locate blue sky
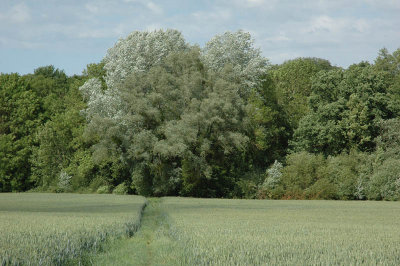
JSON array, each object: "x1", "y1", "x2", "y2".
[{"x1": 1, "y1": 0, "x2": 399, "y2": 75}]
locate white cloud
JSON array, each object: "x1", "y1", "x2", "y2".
[
  {"x1": 231, "y1": 0, "x2": 277, "y2": 9},
  {"x1": 298, "y1": 15, "x2": 371, "y2": 42},
  {"x1": 2, "y1": 3, "x2": 31, "y2": 24},
  {"x1": 193, "y1": 8, "x2": 232, "y2": 21},
  {"x1": 76, "y1": 28, "x2": 118, "y2": 39},
  {"x1": 85, "y1": 3, "x2": 100, "y2": 14},
  {"x1": 264, "y1": 33, "x2": 291, "y2": 42},
  {"x1": 353, "y1": 19, "x2": 369, "y2": 33},
  {"x1": 307, "y1": 15, "x2": 346, "y2": 34},
  {"x1": 122, "y1": 0, "x2": 163, "y2": 14},
  {"x1": 0, "y1": 0, "x2": 399, "y2": 74},
  {"x1": 146, "y1": 2, "x2": 163, "y2": 14},
  {"x1": 364, "y1": 0, "x2": 400, "y2": 9},
  {"x1": 246, "y1": 0, "x2": 265, "y2": 7}
]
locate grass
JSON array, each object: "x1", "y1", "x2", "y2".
[
  {"x1": 0, "y1": 193, "x2": 146, "y2": 265},
  {"x1": 91, "y1": 198, "x2": 183, "y2": 266}
]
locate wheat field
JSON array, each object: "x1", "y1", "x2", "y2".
[
  {"x1": 0, "y1": 193, "x2": 146, "y2": 265},
  {"x1": 163, "y1": 198, "x2": 400, "y2": 265},
  {"x1": 2, "y1": 194, "x2": 400, "y2": 265}
]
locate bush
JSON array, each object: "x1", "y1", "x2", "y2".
[
  {"x1": 367, "y1": 158, "x2": 400, "y2": 200},
  {"x1": 264, "y1": 160, "x2": 283, "y2": 189},
  {"x1": 258, "y1": 161, "x2": 284, "y2": 199},
  {"x1": 89, "y1": 177, "x2": 108, "y2": 192},
  {"x1": 304, "y1": 178, "x2": 337, "y2": 199},
  {"x1": 375, "y1": 118, "x2": 400, "y2": 159},
  {"x1": 325, "y1": 151, "x2": 372, "y2": 200},
  {"x1": 57, "y1": 171, "x2": 72, "y2": 193},
  {"x1": 96, "y1": 185, "x2": 110, "y2": 194},
  {"x1": 281, "y1": 152, "x2": 327, "y2": 199},
  {"x1": 112, "y1": 183, "x2": 128, "y2": 195}
]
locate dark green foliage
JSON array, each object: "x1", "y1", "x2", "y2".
[
  {"x1": 367, "y1": 158, "x2": 400, "y2": 200},
  {"x1": 281, "y1": 152, "x2": 329, "y2": 199},
  {"x1": 292, "y1": 62, "x2": 397, "y2": 156},
  {"x1": 247, "y1": 73, "x2": 291, "y2": 165},
  {"x1": 0, "y1": 73, "x2": 46, "y2": 191},
  {"x1": 365, "y1": 118, "x2": 400, "y2": 200},
  {"x1": 375, "y1": 118, "x2": 400, "y2": 158},
  {"x1": 325, "y1": 151, "x2": 372, "y2": 200},
  {"x1": 272, "y1": 57, "x2": 334, "y2": 129}
]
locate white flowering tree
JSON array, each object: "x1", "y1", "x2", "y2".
[
  {"x1": 80, "y1": 78, "x2": 123, "y2": 121},
  {"x1": 78, "y1": 29, "x2": 284, "y2": 197},
  {"x1": 80, "y1": 29, "x2": 189, "y2": 122},
  {"x1": 263, "y1": 160, "x2": 283, "y2": 190},
  {"x1": 202, "y1": 30, "x2": 269, "y2": 91},
  {"x1": 104, "y1": 29, "x2": 188, "y2": 90},
  {"x1": 78, "y1": 29, "x2": 190, "y2": 192}
]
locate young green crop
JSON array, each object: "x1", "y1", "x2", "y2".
[
  {"x1": 0, "y1": 193, "x2": 146, "y2": 265},
  {"x1": 4, "y1": 195, "x2": 400, "y2": 265},
  {"x1": 163, "y1": 198, "x2": 400, "y2": 265}
]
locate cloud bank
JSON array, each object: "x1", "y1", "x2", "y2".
[{"x1": 0, "y1": 0, "x2": 399, "y2": 74}]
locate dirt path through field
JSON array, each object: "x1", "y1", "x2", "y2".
[{"x1": 91, "y1": 198, "x2": 181, "y2": 265}]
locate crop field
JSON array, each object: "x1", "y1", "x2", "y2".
[
  {"x1": 0, "y1": 193, "x2": 146, "y2": 265},
  {"x1": 163, "y1": 198, "x2": 400, "y2": 265},
  {"x1": 2, "y1": 194, "x2": 400, "y2": 265}
]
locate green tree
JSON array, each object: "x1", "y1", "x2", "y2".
[
  {"x1": 0, "y1": 73, "x2": 44, "y2": 191},
  {"x1": 292, "y1": 63, "x2": 396, "y2": 155},
  {"x1": 80, "y1": 29, "x2": 282, "y2": 197},
  {"x1": 272, "y1": 57, "x2": 333, "y2": 128},
  {"x1": 246, "y1": 73, "x2": 290, "y2": 164},
  {"x1": 82, "y1": 47, "x2": 206, "y2": 196}
]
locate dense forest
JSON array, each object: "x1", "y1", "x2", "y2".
[{"x1": 1, "y1": 29, "x2": 400, "y2": 200}]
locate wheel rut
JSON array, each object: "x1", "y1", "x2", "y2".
[{"x1": 91, "y1": 198, "x2": 179, "y2": 266}]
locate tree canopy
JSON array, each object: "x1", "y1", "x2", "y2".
[{"x1": 1, "y1": 29, "x2": 400, "y2": 200}]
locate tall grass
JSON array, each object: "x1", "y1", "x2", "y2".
[
  {"x1": 0, "y1": 193, "x2": 146, "y2": 265},
  {"x1": 164, "y1": 198, "x2": 400, "y2": 265}
]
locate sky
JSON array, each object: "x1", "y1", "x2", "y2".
[{"x1": 0, "y1": 0, "x2": 399, "y2": 76}]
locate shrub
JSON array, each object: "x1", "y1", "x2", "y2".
[
  {"x1": 97, "y1": 185, "x2": 110, "y2": 194},
  {"x1": 367, "y1": 158, "x2": 400, "y2": 200},
  {"x1": 89, "y1": 177, "x2": 107, "y2": 192},
  {"x1": 281, "y1": 152, "x2": 327, "y2": 199},
  {"x1": 264, "y1": 160, "x2": 283, "y2": 189},
  {"x1": 112, "y1": 183, "x2": 128, "y2": 195},
  {"x1": 57, "y1": 171, "x2": 72, "y2": 192},
  {"x1": 258, "y1": 161, "x2": 284, "y2": 199},
  {"x1": 304, "y1": 178, "x2": 337, "y2": 199},
  {"x1": 325, "y1": 151, "x2": 372, "y2": 200}
]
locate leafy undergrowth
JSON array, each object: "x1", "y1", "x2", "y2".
[{"x1": 0, "y1": 193, "x2": 146, "y2": 265}]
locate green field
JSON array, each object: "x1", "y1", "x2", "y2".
[
  {"x1": 1, "y1": 194, "x2": 400, "y2": 265},
  {"x1": 0, "y1": 193, "x2": 146, "y2": 265},
  {"x1": 163, "y1": 198, "x2": 400, "y2": 265}
]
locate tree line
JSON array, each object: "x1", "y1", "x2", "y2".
[{"x1": 1, "y1": 29, "x2": 400, "y2": 200}]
